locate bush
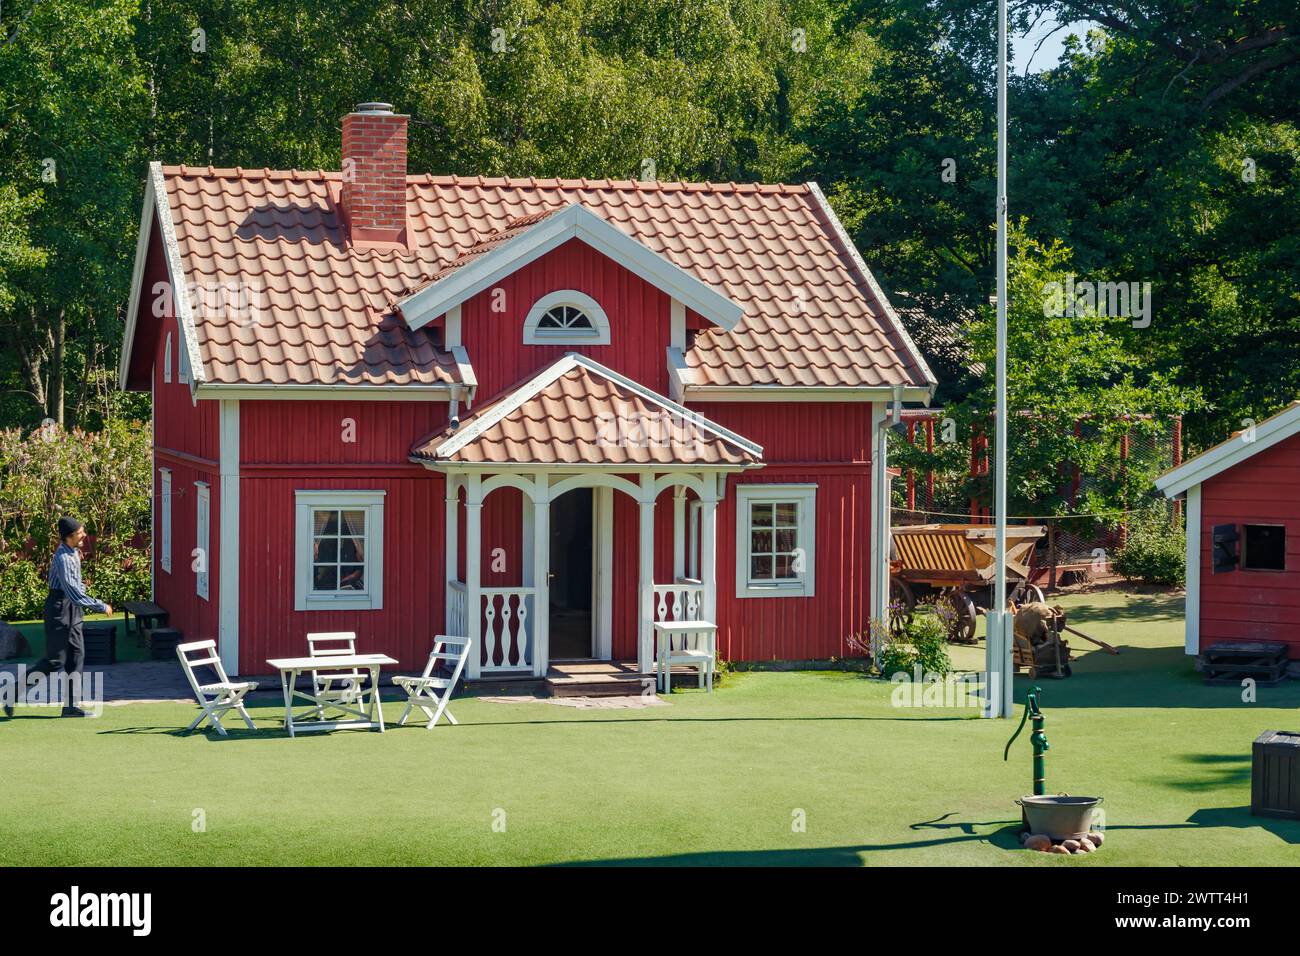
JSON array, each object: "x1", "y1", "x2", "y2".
[
  {"x1": 0, "y1": 555, "x2": 46, "y2": 620},
  {"x1": 1113, "y1": 509, "x2": 1186, "y2": 586},
  {"x1": 85, "y1": 545, "x2": 151, "y2": 610},
  {"x1": 873, "y1": 603, "x2": 954, "y2": 678}
]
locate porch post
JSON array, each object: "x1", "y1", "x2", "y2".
[
  {"x1": 700, "y1": 475, "x2": 719, "y2": 623},
  {"x1": 673, "y1": 486, "x2": 687, "y2": 581},
  {"x1": 444, "y1": 473, "x2": 459, "y2": 633},
  {"x1": 465, "y1": 473, "x2": 483, "y2": 679},
  {"x1": 532, "y1": 474, "x2": 551, "y2": 677},
  {"x1": 638, "y1": 473, "x2": 656, "y2": 673}
]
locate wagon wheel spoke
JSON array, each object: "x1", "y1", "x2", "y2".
[
  {"x1": 944, "y1": 590, "x2": 977, "y2": 644},
  {"x1": 888, "y1": 578, "x2": 915, "y2": 637}
]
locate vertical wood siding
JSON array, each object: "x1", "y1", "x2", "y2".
[{"x1": 459, "y1": 238, "x2": 670, "y2": 397}]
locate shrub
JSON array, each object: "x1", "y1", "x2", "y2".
[
  {"x1": 872, "y1": 603, "x2": 954, "y2": 678},
  {"x1": 1113, "y1": 508, "x2": 1186, "y2": 586},
  {"x1": 0, "y1": 555, "x2": 46, "y2": 620}
]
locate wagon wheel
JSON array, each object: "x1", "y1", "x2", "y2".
[
  {"x1": 944, "y1": 590, "x2": 978, "y2": 644},
  {"x1": 1011, "y1": 582, "x2": 1046, "y2": 606},
  {"x1": 888, "y1": 577, "x2": 916, "y2": 637}
]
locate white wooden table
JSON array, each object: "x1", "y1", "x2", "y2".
[
  {"x1": 266, "y1": 653, "x2": 397, "y2": 737},
  {"x1": 653, "y1": 621, "x2": 717, "y2": 692}
]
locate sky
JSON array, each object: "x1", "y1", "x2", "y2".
[{"x1": 1011, "y1": 12, "x2": 1099, "y2": 73}]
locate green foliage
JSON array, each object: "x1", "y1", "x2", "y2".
[
  {"x1": 1113, "y1": 507, "x2": 1187, "y2": 587},
  {"x1": 876, "y1": 603, "x2": 953, "y2": 677},
  {"x1": 0, "y1": 415, "x2": 151, "y2": 618}
]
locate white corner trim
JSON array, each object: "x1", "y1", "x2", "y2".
[
  {"x1": 445, "y1": 304, "x2": 462, "y2": 348},
  {"x1": 522, "y1": 289, "x2": 611, "y2": 344},
  {"x1": 734, "y1": 483, "x2": 817, "y2": 598},
  {"x1": 805, "y1": 182, "x2": 936, "y2": 393},
  {"x1": 218, "y1": 400, "x2": 240, "y2": 674},
  {"x1": 120, "y1": 162, "x2": 206, "y2": 392},
  {"x1": 1184, "y1": 485, "x2": 1201, "y2": 656},
  {"x1": 670, "y1": 298, "x2": 686, "y2": 350},
  {"x1": 432, "y1": 352, "x2": 763, "y2": 461},
  {"x1": 1157, "y1": 402, "x2": 1300, "y2": 498},
  {"x1": 398, "y1": 204, "x2": 743, "y2": 333},
  {"x1": 293, "y1": 490, "x2": 386, "y2": 612},
  {"x1": 665, "y1": 346, "x2": 694, "y2": 403}
]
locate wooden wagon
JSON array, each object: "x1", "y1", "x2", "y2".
[{"x1": 889, "y1": 524, "x2": 1046, "y2": 642}]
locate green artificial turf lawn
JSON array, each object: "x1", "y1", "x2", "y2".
[{"x1": 3, "y1": 586, "x2": 1299, "y2": 866}]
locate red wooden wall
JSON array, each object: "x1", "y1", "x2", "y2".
[{"x1": 1198, "y1": 432, "x2": 1300, "y2": 658}]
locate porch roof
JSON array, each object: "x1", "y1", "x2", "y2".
[{"x1": 411, "y1": 354, "x2": 763, "y2": 468}]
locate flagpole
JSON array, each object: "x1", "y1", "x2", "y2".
[{"x1": 986, "y1": 0, "x2": 1011, "y2": 718}]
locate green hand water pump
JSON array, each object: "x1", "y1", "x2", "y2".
[{"x1": 1003, "y1": 686, "x2": 1048, "y2": 795}]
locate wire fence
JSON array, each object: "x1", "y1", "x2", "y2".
[{"x1": 890, "y1": 413, "x2": 1182, "y2": 587}]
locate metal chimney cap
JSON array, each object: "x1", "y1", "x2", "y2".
[{"x1": 354, "y1": 102, "x2": 394, "y2": 115}]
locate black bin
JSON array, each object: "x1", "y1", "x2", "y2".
[
  {"x1": 82, "y1": 622, "x2": 117, "y2": 666},
  {"x1": 147, "y1": 627, "x2": 183, "y2": 661},
  {"x1": 1251, "y1": 730, "x2": 1300, "y2": 820}
]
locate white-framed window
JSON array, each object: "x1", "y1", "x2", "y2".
[
  {"x1": 163, "y1": 332, "x2": 173, "y2": 383},
  {"x1": 735, "y1": 484, "x2": 816, "y2": 598},
  {"x1": 522, "y1": 290, "x2": 611, "y2": 345},
  {"x1": 178, "y1": 337, "x2": 191, "y2": 384},
  {"x1": 294, "y1": 490, "x2": 385, "y2": 611},
  {"x1": 195, "y1": 482, "x2": 210, "y2": 600},
  {"x1": 159, "y1": 468, "x2": 172, "y2": 574}
]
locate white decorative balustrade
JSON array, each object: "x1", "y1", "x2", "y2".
[
  {"x1": 447, "y1": 580, "x2": 467, "y2": 638},
  {"x1": 653, "y1": 579, "x2": 704, "y2": 623},
  {"x1": 480, "y1": 587, "x2": 535, "y2": 672}
]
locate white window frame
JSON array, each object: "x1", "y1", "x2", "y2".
[
  {"x1": 735, "y1": 484, "x2": 816, "y2": 598},
  {"x1": 195, "y1": 481, "x2": 210, "y2": 600},
  {"x1": 163, "y1": 332, "x2": 173, "y2": 383},
  {"x1": 294, "y1": 490, "x2": 386, "y2": 611},
  {"x1": 159, "y1": 468, "x2": 172, "y2": 573},
  {"x1": 178, "y1": 336, "x2": 191, "y2": 384},
  {"x1": 522, "y1": 290, "x2": 611, "y2": 345}
]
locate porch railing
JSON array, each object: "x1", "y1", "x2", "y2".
[
  {"x1": 653, "y1": 579, "x2": 705, "y2": 623},
  {"x1": 480, "y1": 587, "x2": 535, "y2": 672},
  {"x1": 447, "y1": 580, "x2": 468, "y2": 637}
]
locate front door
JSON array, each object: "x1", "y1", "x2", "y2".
[{"x1": 549, "y1": 488, "x2": 594, "y2": 659}]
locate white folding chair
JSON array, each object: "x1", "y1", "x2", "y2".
[
  {"x1": 394, "y1": 636, "x2": 470, "y2": 730},
  {"x1": 306, "y1": 631, "x2": 366, "y2": 719},
  {"x1": 176, "y1": 640, "x2": 258, "y2": 736}
]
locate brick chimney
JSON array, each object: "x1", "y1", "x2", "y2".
[{"x1": 340, "y1": 102, "x2": 408, "y2": 248}]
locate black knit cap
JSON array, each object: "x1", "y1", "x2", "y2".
[{"x1": 57, "y1": 516, "x2": 83, "y2": 541}]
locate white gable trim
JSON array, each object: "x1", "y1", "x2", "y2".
[
  {"x1": 399, "y1": 204, "x2": 743, "y2": 334},
  {"x1": 118, "y1": 162, "x2": 205, "y2": 393},
  {"x1": 805, "y1": 182, "x2": 937, "y2": 395},
  {"x1": 1156, "y1": 401, "x2": 1300, "y2": 497},
  {"x1": 429, "y1": 352, "x2": 763, "y2": 461}
]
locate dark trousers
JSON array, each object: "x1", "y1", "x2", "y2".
[{"x1": 36, "y1": 589, "x2": 84, "y2": 706}]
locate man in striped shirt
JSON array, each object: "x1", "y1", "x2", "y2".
[{"x1": 4, "y1": 516, "x2": 112, "y2": 718}]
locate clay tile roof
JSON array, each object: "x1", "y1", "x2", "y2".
[
  {"x1": 153, "y1": 166, "x2": 933, "y2": 391},
  {"x1": 412, "y1": 354, "x2": 762, "y2": 467}
]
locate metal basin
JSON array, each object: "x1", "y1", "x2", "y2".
[{"x1": 1017, "y1": 795, "x2": 1103, "y2": 841}]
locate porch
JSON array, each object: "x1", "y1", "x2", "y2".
[{"x1": 442, "y1": 469, "x2": 724, "y2": 680}]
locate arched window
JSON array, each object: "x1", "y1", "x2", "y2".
[
  {"x1": 163, "y1": 332, "x2": 173, "y2": 383},
  {"x1": 523, "y1": 290, "x2": 610, "y2": 345}
]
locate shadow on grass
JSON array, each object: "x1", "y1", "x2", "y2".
[{"x1": 557, "y1": 806, "x2": 1300, "y2": 865}]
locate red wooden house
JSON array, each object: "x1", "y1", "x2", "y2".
[
  {"x1": 117, "y1": 103, "x2": 935, "y2": 678},
  {"x1": 1157, "y1": 401, "x2": 1300, "y2": 660}
]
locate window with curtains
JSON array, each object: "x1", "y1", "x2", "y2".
[
  {"x1": 294, "y1": 490, "x2": 385, "y2": 610},
  {"x1": 734, "y1": 484, "x2": 816, "y2": 598}
]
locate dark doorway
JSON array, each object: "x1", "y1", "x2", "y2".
[{"x1": 549, "y1": 488, "x2": 594, "y2": 659}]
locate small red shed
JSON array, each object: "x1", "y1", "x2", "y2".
[{"x1": 1157, "y1": 401, "x2": 1300, "y2": 660}]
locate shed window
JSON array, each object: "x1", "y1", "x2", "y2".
[
  {"x1": 1242, "y1": 524, "x2": 1286, "y2": 572},
  {"x1": 522, "y1": 290, "x2": 610, "y2": 345}
]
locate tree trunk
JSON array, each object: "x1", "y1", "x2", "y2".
[{"x1": 49, "y1": 307, "x2": 66, "y2": 426}]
